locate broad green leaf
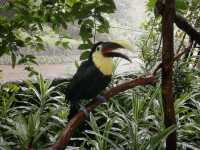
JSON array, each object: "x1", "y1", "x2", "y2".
[
  {"x1": 176, "y1": 0, "x2": 188, "y2": 11},
  {"x1": 80, "y1": 50, "x2": 90, "y2": 60}
]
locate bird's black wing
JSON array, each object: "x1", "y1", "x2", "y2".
[
  {"x1": 66, "y1": 60, "x2": 96, "y2": 103},
  {"x1": 66, "y1": 60, "x2": 111, "y2": 105}
]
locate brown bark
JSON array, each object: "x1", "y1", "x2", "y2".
[
  {"x1": 161, "y1": 0, "x2": 176, "y2": 149},
  {"x1": 156, "y1": 0, "x2": 200, "y2": 46},
  {"x1": 175, "y1": 14, "x2": 200, "y2": 45}
]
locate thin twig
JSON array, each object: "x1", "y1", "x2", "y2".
[
  {"x1": 176, "y1": 33, "x2": 186, "y2": 54},
  {"x1": 93, "y1": 10, "x2": 97, "y2": 43},
  {"x1": 152, "y1": 39, "x2": 193, "y2": 75},
  {"x1": 155, "y1": 34, "x2": 162, "y2": 56}
]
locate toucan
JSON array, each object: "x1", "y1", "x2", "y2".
[{"x1": 66, "y1": 41, "x2": 132, "y2": 119}]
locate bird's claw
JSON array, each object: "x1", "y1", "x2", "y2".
[
  {"x1": 96, "y1": 95, "x2": 106, "y2": 103},
  {"x1": 79, "y1": 106, "x2": 89, "y2": 118}
]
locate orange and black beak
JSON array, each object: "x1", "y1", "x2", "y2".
[{"x1": 101, "y1": 41, "x2": 132, "y2": 62}]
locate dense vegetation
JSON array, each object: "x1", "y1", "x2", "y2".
[{"x1": 0, "y1": 0, "x2": 200, "y2": 149}]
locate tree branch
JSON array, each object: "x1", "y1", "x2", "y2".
[
  {"x1": 45, "y1": 75, "x2": 156, "y2": 150},
  {"x1": 155, "y1": 0, "x2": 200, "y2": 45},
  {"x1": 174, "y1": 14, "x2": 200, "y2": 45},
  {"x1": 161, "y1": 0, "x2": 176, "y2": 148}
]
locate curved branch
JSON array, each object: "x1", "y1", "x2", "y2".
[
  {"x1": 45, "y1": 75, "x2": 156, "y2": 150},
  {"x1": 174, "y1": 14, "x2": 200, "y2": 45},
  {"x1": 155, "y1": 0, "x2": 200, "y2": 45}
]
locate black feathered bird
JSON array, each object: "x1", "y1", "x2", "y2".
[{"x1": 66, "y1": 41, "x2": 132, "y2": 119}]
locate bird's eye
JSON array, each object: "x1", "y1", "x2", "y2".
[{"x1": 96, "y1": 46, "x2": 101, "y2": 51}]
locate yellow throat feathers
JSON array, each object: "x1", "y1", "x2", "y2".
[{"x1": 92, "y1": 51, "x2": 113, "y2": 75}]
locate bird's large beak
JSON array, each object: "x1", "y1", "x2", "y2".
[{"x1": 102, "y1": 41, "x2": 132, "y2": 62}]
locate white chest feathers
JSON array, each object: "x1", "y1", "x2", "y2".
[{"x1": 92, "y1": 51, "x2": 113, "y2": 75}]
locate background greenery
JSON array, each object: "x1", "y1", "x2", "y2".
[{"x1": 0, "y1": 0, "x2": 200, "y2": 149}]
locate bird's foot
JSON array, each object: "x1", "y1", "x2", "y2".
[
  {"x1": 79, "y1": 106, "x2": 90, "y2": 118},
  {"x1": 96, "y1": 95, "x2": 107, "y2": 103}
]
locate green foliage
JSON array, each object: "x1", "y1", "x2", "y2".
[
  {"x1": 1, "y1": 74, "x2": 200, "y2": 149},
  {"x1": 80, "y1": 19, "x2": 94, "y2": 41},
  {"x1": 176, "y1": 0, "x2": 188, "y2": 12},
  {"x1": 137, "y1": 17, "x2": 161, "y2": 71},
  {"x1": 0, "y1": 83, "x2": 19, "y2": 118},
  {"x1": 0, "y1": 0, "x2": 116, "y2": 66},
  {"x1": 141, "y1": 0, "x2": 200, "y2": 71},
  {"x1": 0, "y1": 74, "x2": 69, "y2": 149},
  {"x1": 146, "y1": 0, "x2": 157, "y2": 12},
  {"x1": 8, "y1": 112, "x2": 46, "y2": 149},
  {"x1": 1, "y1": 0, "x2": 200, "y2": 149},
  {"x1": 80, "y1": 50, "x2": 90, "y2": 60},
  {"x1": 173, "y1": 61, "x2": 194, "y2": 98}
]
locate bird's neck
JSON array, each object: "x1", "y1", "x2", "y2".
[{"x1": 92, "y1": 51, "x2": 113, "y2": 75}]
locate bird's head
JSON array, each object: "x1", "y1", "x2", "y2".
[
  {"x1": 90, "y1": 41, "x2": 132, "y2": 62},
  {"x1": 90, "y1": 41, "x2": 132, "y2": 75}
]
